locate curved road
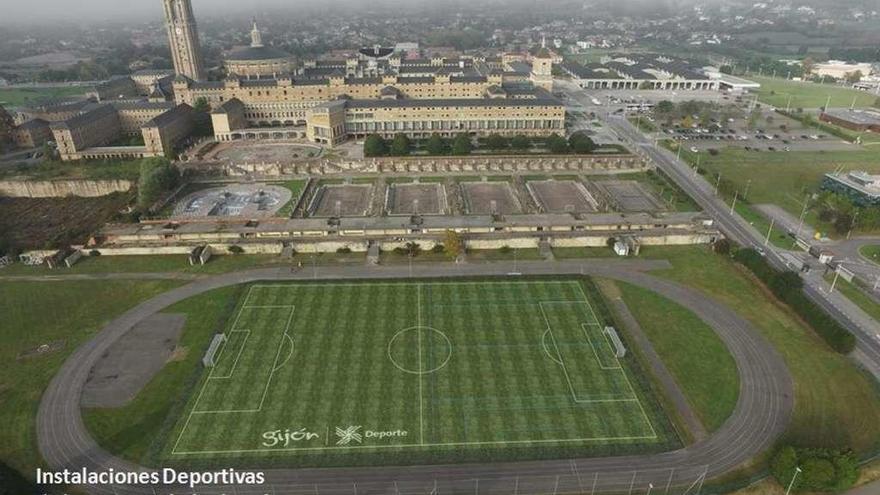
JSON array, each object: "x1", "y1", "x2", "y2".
[{"x1": 37, "y1": 260, "x2": 794, "y2": 495}]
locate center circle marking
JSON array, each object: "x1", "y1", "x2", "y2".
[{"x1": 388, "y1": 326, "x2": 453, "y2": 375}]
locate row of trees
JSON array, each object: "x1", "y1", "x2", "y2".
[
  {"x1": 363, "y1": 132, "x2": 597, "y2": 157},
  {"x1": 732, "y1": 248, "x2": 856, "y2": 353}
]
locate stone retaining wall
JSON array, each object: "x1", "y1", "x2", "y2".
[
  {"x1": 211, "y1": 154, "x2": 649, "y2": 177},
  {"x1": 0, "y1": 180, "x2": 132, "y2": 198}
]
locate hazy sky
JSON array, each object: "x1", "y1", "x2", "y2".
[{"x1": 1, "y1": 0, "x2": 334, "y2": 24}]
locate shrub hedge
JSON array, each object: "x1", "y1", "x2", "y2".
[{"x1": 733, "y1": 248, "x2": 856, "y2": 353}]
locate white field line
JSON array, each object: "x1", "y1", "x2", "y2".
[
  {"x1": 581, "y1": 323, "x2": 622, "y2": 371},
  {"x1": 209, "y1": 330, "x2": 251, "y2": 379},
  {"x1": 170, "y1": 432, "x2": 660, "y2": 456},
  {"x1": 170, "y1": 286, "x2": 257, "y2": 454},
  {"x1": 417, "y1": 283, "x2": 424, "y2": 445},
  {"x1": 538, "y1": 301, "x2": 637, "y2": 404},
  {"x1": 172, "y1": 301, "x2": 296, "y2": 452},
  {"x1": 574, "y1": 283, "x2": 658, "y2": 440},
  {"x1": 174, "y1": 281, "x2": 658, "y2": 455}
]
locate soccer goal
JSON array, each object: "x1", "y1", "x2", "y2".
[{"x1": 202, "y1": 333, "x2": 228, "y2": 368}]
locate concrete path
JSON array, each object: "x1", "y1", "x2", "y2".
[{"x1": 36, "y1": 259, "x2": 793, "y2": 495}]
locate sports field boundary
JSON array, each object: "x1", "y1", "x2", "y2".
[
  {"x1": 167, "y1": 279, "x2": 667, "y2": 458},
  {"x1": 36, "y1": 261, "x2": 793, "y2": 494}
]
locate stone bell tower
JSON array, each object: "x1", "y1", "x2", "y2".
[{"x1": 163, "y1": 0, "x2": 207, "y2": 81}]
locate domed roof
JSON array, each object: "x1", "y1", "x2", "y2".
[{"x1": 226, "y1": 45, "x2": 290, "y2": 62}]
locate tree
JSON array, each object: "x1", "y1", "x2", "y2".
[
  {"x1": 193, "y1": 97, "x2": 210, "y2": 113},
  {"x1": 568, "y1": 132, "x2": 596, "y2": 154},
  {"x1": 655, "y1": 100, "x2": 675, "y2": 116},
  {"x1": 443, "y1": 230, "x2": 464, "y2": 259},
  {"x1": 137, "y1": 158, "x2": 180, "y2": 210},
  {"x1": 712, "y1": 238, "x2": 731, "y2": 255},
  {"x1": 485, "y1": 133, "x2": 509, "y2": 150},
  {"x1": 451, "y1": 134, "x2": 472, "y2": 155},
  {"x1": 802, "y1": 57, "x2": 816, "y2": 76},
  {"x1": 844, "y1": 70, "x2": 863, "y2": 84},
  {"x1": 546, "y1": 133, "x2": 569, "y2": 154},
  {"x1": 771, "y1": 447, "x2": 859, "y2": 493},
  {"x1": 389, "y1": 134, "x2": 411, "y2": 156},
  {"x1": 364, "y1": 134, "x2": 388, "y2": 157},
  {"x1": 425, "y1": 134, "x2": 449, "y2": 155},
  {"x1": 510, "y1": 135, "x2": 531, "y2": 151}
]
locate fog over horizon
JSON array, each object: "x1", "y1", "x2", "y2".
[{"x1": 0, "y1": 0, "x2": 738, "y2": 25}]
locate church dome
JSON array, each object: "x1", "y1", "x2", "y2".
[
  {"x1": 226, "y1": 44, "x2": 290, "y2": 62},
  {"x1": 224, "y1": 20, "x2": 293, "y2": 77}
]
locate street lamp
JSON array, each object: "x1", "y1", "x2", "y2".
[{"x1": 785, "y1": 467, "x2": 802, "y2": 495}]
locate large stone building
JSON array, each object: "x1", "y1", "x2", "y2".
[
  {"x1": 162, "y1": 0, "x2": 564, "y2": 147},
  {"x1": 49, "y1": 102, "x2": 196, "y2": 161},
  {"x1": 163, "y1": 0, "x2": 206, "y2": 81}
]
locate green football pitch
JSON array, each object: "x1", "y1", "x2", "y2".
[{"x1": 165, "y1": 280, "x2": 675, "y2": 464}]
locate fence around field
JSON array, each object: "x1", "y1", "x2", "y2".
[{"x1": 90, "y1": 465, "x2": 717, "y2": 495}]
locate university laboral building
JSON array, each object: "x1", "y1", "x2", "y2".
[{"x1": 162, "y1": 0, "x2": 565, "y2": 146}]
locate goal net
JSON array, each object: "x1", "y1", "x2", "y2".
[{"x1": 203, "y1": 333, "x2": 228, "y2": 368}]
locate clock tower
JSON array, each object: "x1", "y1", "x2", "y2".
[{"x1": 163, "y1": 0, "x2": 206, "y2": 81}]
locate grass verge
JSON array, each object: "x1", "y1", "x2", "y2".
[
  {"x1": 0, "y1": 280, "x2": 183, "y2": 490},
  {"x1": 614, "y1": 281, "x2": 740, "y2": 432}
]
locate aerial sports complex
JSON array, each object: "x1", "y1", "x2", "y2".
[{"x1": 37, "y1": 261, "x2": 793, "y2": 494}]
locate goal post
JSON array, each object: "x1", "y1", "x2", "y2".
[{"x1": 203, "y1": 333, "x2": 228, "y2": 368}]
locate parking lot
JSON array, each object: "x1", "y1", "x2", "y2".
[{"x1": 655, "y1": 110, "x2": 860, "y2": 153}]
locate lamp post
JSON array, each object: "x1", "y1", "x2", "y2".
[{"x1": 785, "y1": 467, "x2": 802, "y2": 495}]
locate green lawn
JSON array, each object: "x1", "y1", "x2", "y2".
[
  {"x1": 614, "y1": 282, "x2": 740, "y2": 433},
  {"x1": 273, "y1": 179, "x2": 307, "y2": 217},
  {"x1": 0, "y1": 280, "x2": 183, "y2": 491},
  {"x1": 84, "y1": 286, "x2": 244, "y2": 463},
  {"x1": 0, "y1": 158, "x2": 144, "y2": 181},
  {"x1": 0, "y1": 86, "x2": 88, "y2": 107},
  {"x1": 1, "y1": 254, "x2": 295, "y2": 276},
  {"x1": 676, "y1": 147, "x2": 880, "y2": 236},
  {"x1": 641, "y1": 246, "x2": 880, "y2": 454},
  {"x1": 136, "y1": 280, "x2": 679, "y2": 467},
  {"x1": 751, "y1": 76, "x2": 880, "y2": 110},
  {"x1": 861, "y1": 245, "x2": 880, "y2": 266}
]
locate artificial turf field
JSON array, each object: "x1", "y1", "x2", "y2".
[{"x1": 165, "y1": 279, "x2": 674, "y2": 464}]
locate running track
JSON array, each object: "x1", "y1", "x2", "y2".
[{"x1": 36, "y1": 260, "x2": 794, "y2": 494}]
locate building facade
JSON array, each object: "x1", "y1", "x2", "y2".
[{"x1": 163, "y1": 0, "x2": 206, "y2": 81}]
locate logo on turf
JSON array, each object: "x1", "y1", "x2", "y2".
[{"x1": 335, "y1": 426, "x2": 363, "y2": 445}]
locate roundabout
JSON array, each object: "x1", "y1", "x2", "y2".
[{"x1": 36, "y1": 260, "x2": 794, "y2": 495}]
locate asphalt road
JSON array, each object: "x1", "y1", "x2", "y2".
[
  {"x1": 37, "y1": 259, "x2": 793, "y2": 495},
  {"x1": 602, "y1": 113, "x2": 880, "y2": 383}
]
